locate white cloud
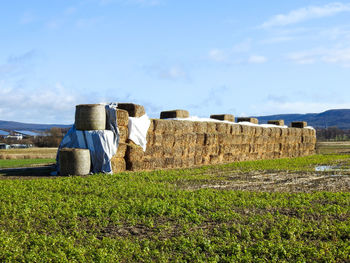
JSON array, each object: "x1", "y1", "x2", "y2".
[
  {"x1": 19, "y1": 11, "x2": 36, "y2": 25},
  {"x1": 158, "y1": 66, "x2": 189, "y2": 80},
  {"x1": 0, "y1": 82, "x2": 81, "y2": 123},
  {"x1": 248, "y1": 55, "x2": 267, "y2": 64},
  {"x1": 287, "y1": 47, "x2": 350, "y2": 66},
  {"x1": 261, "y1": 2, "x2": 350, "y2": 28},
  {"x1": 208, "y1": 49, "x2": 227, "y2": 62},
  {"x1": 261, "y1": 36, "x2": 295, "y2": 44},
  {"x1": 144, "y1": 64, "x2": 190, "y2": 81}
]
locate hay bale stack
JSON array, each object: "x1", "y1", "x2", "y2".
[
  {"x1": 118, "y1": 103, "x2": 145, "y2": 117},
  {"x1": 291, "y1": 121, "x2": 307, "y2": 128},
  {"x1": 268, "y1": 120, "x2": 284, "y2": 126},
  {"x1": 75, "y1": 104, "x2": 106, "y2": 130},
  {"x1": 160, "y1": 109, "x2": 189, "y2": 119},
  {"x1": 237, "y1": 117, "x2": 259, "y2": 124},
  {"x1": 59, "y1": 148, "x2": 91, "y2": 176},
  {"x1": 210, "y1": 114, "x2": 235, "y2": 122}
]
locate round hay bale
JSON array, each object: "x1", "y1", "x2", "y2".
[
  {"x1": 59, "y1": 148, "x2": 91, "y2": 176},
  {"x1": 75, "y1": 104, "x2": 106, "y2": 130}
]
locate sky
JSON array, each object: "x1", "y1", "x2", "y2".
[{"x1": 1, "y1": 0, "x2": 350, "y2": 124}]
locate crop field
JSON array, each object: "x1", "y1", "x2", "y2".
[
  {"x1": 0, "y1": 147, "x2": 57, "y2": 160},
  {"x1": 0, "y1": 150, "x2": 349, "y2": 262},
  {"x1": 316, "y1": 141, "x2": 350, "y2": 154}
]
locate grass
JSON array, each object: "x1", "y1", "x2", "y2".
[
  {"x1": 0, "y1": 154, "x2": 349, "y2": 262},
  {"x1": 0, "y1": 158, "x2": 55, "y2": 169}
]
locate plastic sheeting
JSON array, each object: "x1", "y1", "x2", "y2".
[
  {"x1": 128, "y1": 114, "x2": 151, "y2": 151},
  {"x1": 56, "y1": 103, "x2": 119, "y2": 174}
]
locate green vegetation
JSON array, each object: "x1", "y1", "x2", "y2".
[
  {"x1": 0, "y1": 158, "x2": 55, "y2": 169},
  {"x1": 0, "y1": 154, "x2": 349, "y2": 262}
]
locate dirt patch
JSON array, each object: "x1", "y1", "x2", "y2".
[{"x1": 181, "y1": 169, "x2": 350, "y2": 193}]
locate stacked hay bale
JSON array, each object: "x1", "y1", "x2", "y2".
[
  {"x1": 110, "y1": 108, "x2": 129, "y2": 173},
  {"x1": 111, "y1": 105, "x2": 316, "y2": 172}
]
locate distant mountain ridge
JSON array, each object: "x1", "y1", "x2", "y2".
[
  {"x1": 0, "y1": 120, "x2": 72, "y2": 131},
  {"x1": 1, "y1": 109, "x2": 350, "y2": 131},
  {"x1": 254, "y1": 109, "x2": 350, "y2": 129}
]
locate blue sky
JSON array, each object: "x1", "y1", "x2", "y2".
[{"x1": 1, "y1": 0, "x2": 350, "y2": 124}]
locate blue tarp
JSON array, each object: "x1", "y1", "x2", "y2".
[{"x1": 56, "y1": 103, "x2": 119, "y2": 174}]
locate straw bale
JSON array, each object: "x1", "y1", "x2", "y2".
[
  {"x1": 203, "y1": 145, "x2": 219, "y2": 155},
  {"x1": 118, "y1": 126, "x2": 128, "y2": 142},
  {"x1": 162, "y1": 133, "x2": 175, "y2": 148},
  {"x1": 210, "y1": 114, "x2": 235, "y2": 122},
  {"x1": 207, "y1": 122, "x2": 217, "y2": 133},
  {"x1": 237, "y1": 117, "x2": 258, "y2": 124},
  {"x1": 193, "y1": 122, "x2": 208, "y2": 133},
  {"x1": 152, "y1": 133, "x2": 163, "y2": 146},
  {"x1": 126, "y1": 143, "x2": 144, "y2": 161},
  {"x1": 196, "y1": 134, "x2": 206, "y2": 145},
  {"x1": 291, "y1": 121, "x2": 307, "y2": 128},
  {"x1": 241, "y1": 135, "x2": 249, "y2": 144},
  {"x1": 111, "y1": 156, "x2": 126, "y2": 173},
  {"x1": 183, "y1": 146, "x2": 196, "y2": 157},
  {"x1": 140, "y1": 159, "x2": 154, "y2": 170},
  {"x1": 160, "y1": 109, "x2": 189, "y2": 119},
  {"x1": 115, "y1": 143, "x2": 127, "y2": 158},
  {"x1": 152, "y1": 119, "x2": 167, "y2": 133},
  {"x1": 230, "y1": 125, "x2": 241, "y2": 135},
  {"x1": 210, "y1": 155, "x2": 219, "y2": 164},
  {"x1": 204, "y1": 134, "x2": 218, "y2": 145},
  {"x1": 267, "y1": 120, "x2": 284, "y2": 126},
  {"x1": 176, "y1": 121, "x2": 194, "y2": 134},
  {"x1": 218, "y1": 134, "x2": 232, "y2": 145},
  {"x1": 146, "y1": 131, "x2": 154, "y2": 146},
  {"x1": 232, "y1": 135, "x2": 242, "y2": 144},
  {"x1": 118, "y1": 103, "x2": 145, "y2": 117},
  {"x1": 254, "y1": 126, "x2": 263, "y2": 137},
  {"x1": 148, "y1": 120, "x2": 154, "y2": 133},
  {"x1": 280, "y1": 128, "x2": 288, "y2": 136},
  {"x1": 216, "y1": 123, "x2": 230, "y2": 134},
  {"x1": 171, "y1": 147, "x2": 183, "y2": 157},
  {"x1": 144, "y1": 145, "x2": 163, "y2": 158},
  {"x1": 164, "y1": 157, "x2": 174, "y2": 168},
  {"x1": 174, "y1": 158, "x2": 182, "y2": 167},
  {"x1": 270, "y1": 127, "x2": 280, "y2": 138},
  {"x1": 75, "y1": 104, "x2": 106, "y2": 131},
  {"x1": 295, "y1": 128, "x2": 302, "y2": 136},
  {"x1": 194, "y1": 155, "x2": 203, "y2": 165},
  {"x1": 223, "y1": 153, "x2": 233, "y2": 162},
  {"x1": 116, "y1": 109, "x2": 129, "y2": 127},
  {"x1": 183, "y1": 157, "x2": 195, "y2": 167},
  {"x1": 186, "y1": 133, "x2": 197, "y2": 144}
]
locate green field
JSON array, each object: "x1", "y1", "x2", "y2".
[
  {"x1": 0, "y1": 158, "x2": 55, "y2": 169},
  {"x1": 0, "y1": 154, "x2": 349, "y2": 262}
]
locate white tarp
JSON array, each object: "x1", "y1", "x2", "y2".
[
  {"x1": 128, "y1": 114, "x2": 151, "y2": 151},
  {"x1": 163, "y1": 116, "x2": 315, "y2": 130}
]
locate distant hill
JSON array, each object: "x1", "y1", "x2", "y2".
[
  {"x1": 1, "y1": 109, "x2": 350, "y2": 131},
  {"x1": 0, "y1": 120, "x2": 72, "y2": 131},
  {"x1": 255, "y1": 109, "x2": 350, "y2": 129}
]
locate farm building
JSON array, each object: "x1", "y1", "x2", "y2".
[{"x1": 14, "y1": 130, "x2": 42, "y2": 138}]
